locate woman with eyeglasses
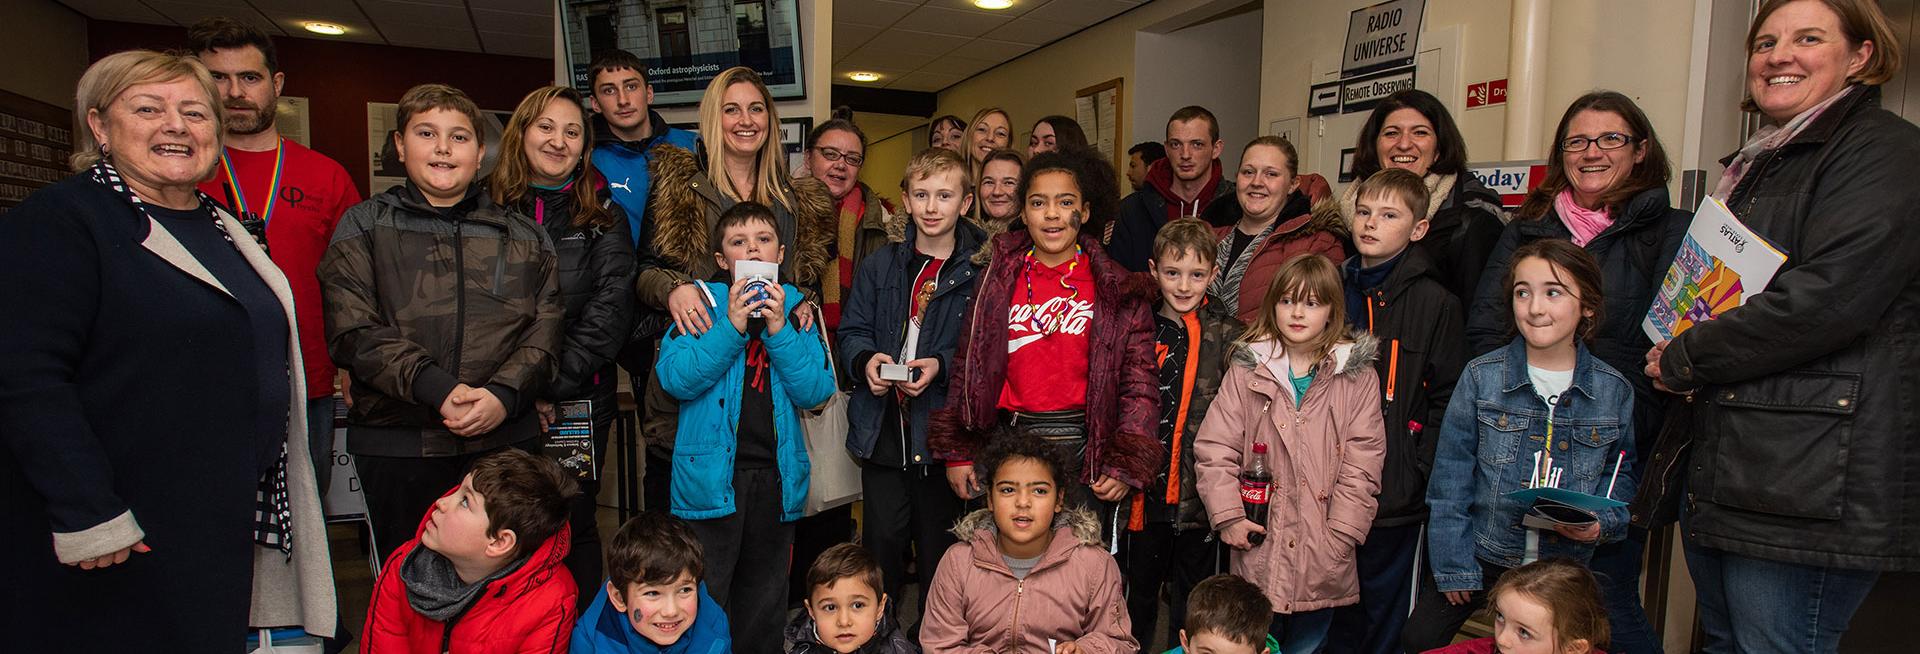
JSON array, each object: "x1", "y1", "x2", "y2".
[
  {"x1": 1458, "y1": 90, "x2": 1686, "y2": 654},
  {"x1": 802, "y1": 107, "x2": 894, "y2": 337}
]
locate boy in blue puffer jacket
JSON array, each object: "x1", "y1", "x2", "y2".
[
  {"x1": 573, "y1": 511, "x2": 730, "y2": 654},
  {"x1": 653, "y1": 201, "x2": 836, "y2": 654}
]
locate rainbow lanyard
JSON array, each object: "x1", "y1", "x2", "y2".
[
  {"x1": 1022, "y1": 244, "x2": 1083, "y2": 335},
  {"x1": 219, "y1": 138, "x2": 285, "y2": 226}
]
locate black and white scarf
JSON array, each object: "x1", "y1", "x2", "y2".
[{"x1": 89, "y1": 159, "x2": 294, "y2": 557}]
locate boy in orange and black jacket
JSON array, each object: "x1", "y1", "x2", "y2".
[{"x1": 1118, "y1": 218, "x2": 1243, "y2": 652}]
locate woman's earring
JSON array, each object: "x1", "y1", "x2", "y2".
[{"x1": 98, "y1": 143, "x2": 110, "y2": 157}]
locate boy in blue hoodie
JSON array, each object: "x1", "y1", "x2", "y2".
[
  {"x1": 573, "y1": 511, "x2": 730, "y2": 654},
  {"x1": 654, "y1": 201, "x2": 837, "y2": 654}
]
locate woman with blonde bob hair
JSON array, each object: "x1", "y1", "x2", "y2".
[
  {"x1": 1, "y1": 49, "x2": 334, "y2": 650},
  {"x1": 489, "y1": 85, "x2": 636, "y2": 603}
]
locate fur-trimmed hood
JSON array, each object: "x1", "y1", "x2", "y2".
[
  {"x1": 1231, "y1": 329, "x2": 1381, "y2": 380},
  {"x1": 950, "y1": 505, "x2": 1108, "y2": 552},
  {"x1": 646, "y1": 142, "x2": 836, "y2": 286}
]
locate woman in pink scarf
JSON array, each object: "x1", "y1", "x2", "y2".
[{"x1": 1459, "y1": 90, "x2": 1689, "y2": 654}]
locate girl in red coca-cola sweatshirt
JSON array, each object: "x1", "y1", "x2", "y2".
[{"x1": 928, "y1": 149, "x2": 1161, "y2": 538}]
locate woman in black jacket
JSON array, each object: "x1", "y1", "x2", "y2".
[
  {"x1": 491, "y1": 85, "x2": 637, "y2": 603},
  {"x1": 1341, "y1": 90, "x2": 1505, "y2": 303},
  {"x1": 1641, "y1": 0, "x2": 1920, "y2": 650},
  {"x1": 1465, "y1": 90, "x2": 1686, "y2": 654}
]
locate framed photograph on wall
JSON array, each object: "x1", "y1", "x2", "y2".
[{"x1": 560, "y1": 0, "x2": 806, "y2": 107}]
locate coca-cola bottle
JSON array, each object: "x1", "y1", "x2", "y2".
[{"x1": 1240, "y1": 441, "x2": 1273, "y2": 547}]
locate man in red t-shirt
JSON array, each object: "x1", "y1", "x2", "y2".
[{"x1": 191, "y1": 18, "x2": 363, "y2": 494}]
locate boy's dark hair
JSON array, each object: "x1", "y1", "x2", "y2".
[
  {"x1": 805, "y1": 543, "x2": 884, "y2": 599},
  {"x1": 1168, "y1": 105, "x2": 1221, "y2": 142},
  {"x1": 467, "y1": 449, "x2": 579, "y2": 558},
  {"x1": 712, "y1": 201, "x2": 780, "y2": 254},
  {"x1": 589, "y1": 49, "x2": 649, "y2": 87},
  {"x1": 1355, "y1": 168, "x2": 1432, "y2": 223},
  {"x1": 607, "y1": 511, "x2": 706, "y2": 589},
  {"x1": 1129, "y1": 141, "x2": 1166, "y2": 165},
  {"x1": 187, "y1": 16, "x2": 279, "y2": 73},
  {"x1": 1502, "y1": 239, "x2": 1607, "y2": 343},
  {"x1": 396, "y1": 83, "x2": 483, "y2": 136},
  {"x1": 1185, "y1": 574, "x2": 1273, "y2": 649},
  {"x1": 974, "y1": 426, "x2": 1080, "y2": 490},
  {"x1": 1152, "y1": 217, "x2": 1217, "y2": 266}
]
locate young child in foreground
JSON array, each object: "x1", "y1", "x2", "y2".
[
  {"x1": 572, "y1": 511, "x2": 731, "y2": 654},
  {"x1": 361, "y1": 449, "x2": 579, "y2": 654},
  {"x1": 1193, "y1": 253, "x2": 1386, "y2": 654},
  {"x1": 784, "y1": 543, "x2": 920, "y2": 654},
  {"x1": 1121, "y1": 217, "x2": 1243, "y2": 650},
  {"x1": 920, "y1": 429, "x2": 1137, "y2": 654},
  {"x1": 1166, "y1": 573, "x2": 1280, "y2": 654},
  {"x1": 1403, "y1": 240, "x2": 1635, "y2": 651},
  {"x1": 1422, "y1": 558, "x2": 1610, "y2": 654}
]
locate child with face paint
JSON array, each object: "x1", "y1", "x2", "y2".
[
  {"x1": 785, "y1": 543, "x2": 920, "y2": 654},
  {"x1": 929, "y1": 149, "x2": 1160, "y2": 546},
  {"x1": 920, "y1": 431, "x2": 1138, "y2": 654},
  {"x1": 572, "y1": 511, "x2": 731, "y2": 654}
]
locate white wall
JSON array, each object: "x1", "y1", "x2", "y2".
[
  {"x1": 1132, "y1": 7, "x2": 1263, "y2": 174},
  {"x1": 2, "y1": 0, "x2": 88, "y2": 109}
]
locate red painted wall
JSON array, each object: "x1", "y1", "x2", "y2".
[{"x1": 88, "y1": 20, "x2": 554, "y2": 197}]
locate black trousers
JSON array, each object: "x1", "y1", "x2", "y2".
[
  {"x1": 687, "y1": 467, "x2": 794, "y2": 654},
  {"x1": 354, "y1": 440, "x2": 538, "y2": 563},
  {"x1": 1401, "y1": 558, "x2": 1514, "y2": 653},
  {"x1": 1328, "y1": 521, "x2": 1424, "y2": 654},
  {"x1": 860, "y1": 461, "x2": 963, "y2": 624},
  {"x1": 1121, "y1": 522, "x2": 1222, "y2": 651},
  {"x1": 560, "y1": 414, "x2": 615, "y2": 609}
]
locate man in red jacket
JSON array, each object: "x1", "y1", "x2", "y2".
[
  {"x1": 190, "y1": 17, "x2": 363, "y2": 494},
  {"x1": 363, "y1": 449, "x2": 581, "y2": 654}
]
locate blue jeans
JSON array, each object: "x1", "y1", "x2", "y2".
[
  {"x1": 1685, "y1": 540, "x2": 1879, "y2": 654},
  {"x1": 1269, "y1": 608, "x2": 1334, "y2": 654},
  {"x1": 1590, "y1": 526, "x2": 1662, "y2": 654}
]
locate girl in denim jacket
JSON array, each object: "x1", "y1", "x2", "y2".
[{"x1": 1403, "y1": 240, "x2": 1636, "y2": 651}]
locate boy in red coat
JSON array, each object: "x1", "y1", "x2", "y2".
[{"x1": 363, "y1": 449, "x2": 582, "y2": 653}]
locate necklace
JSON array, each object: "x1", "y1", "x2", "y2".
[{"x1": 1022, "y1": 244, "x2": 1083, "y2": 335}]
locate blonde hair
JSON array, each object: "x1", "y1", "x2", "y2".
[
  {"x1": 1242, "y1": 253, "x2": 1348, "y2": 361},
  {"x1": 490, "y1": 85, "x2": 614, "y2": 229},
  {"x1": 699, "y1": 67, "x2": 791, "y2": 208},
  {"x1": 71, "y1": 50, "x2": 222, "y2": 171},
  {"x1": 904, "y1": 147, "x2": 972, "y2": 193},
  {"x1": 962, "y1": 107, "x2": 1011, "y2": 172}
]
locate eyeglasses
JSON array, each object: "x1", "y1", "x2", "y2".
[
  {"x1": 813, "y1": 146, "x2": 864, "y2": 167},
  {"x1": 1560, "y1": 132, "x2": 1636, "y2": 152}
]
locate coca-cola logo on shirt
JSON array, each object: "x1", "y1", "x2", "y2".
[{"x1": 1006, "y1": 297, "x2": 1094, "y2": 353}]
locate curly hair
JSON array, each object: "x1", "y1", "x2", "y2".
[
  {"x1": 1017, "y1": 149, "x2": 1121, "y2": 242},
  {"x1": 974, "y1": 426, "x2": 1081, "y2": 493}
]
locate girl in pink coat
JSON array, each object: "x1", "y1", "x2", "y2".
[{"x1": 1194, "y1": 253, "x2": 1386, "y2": 653}]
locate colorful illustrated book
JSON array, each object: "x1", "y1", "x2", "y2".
[{"x1": 1642, "y1": 197, "x2": 1787, "y2": 342}]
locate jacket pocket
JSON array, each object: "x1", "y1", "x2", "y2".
[
  {"x1": 1475, "y1": 406, "x2": 1527, "y2": 466},
  {"x1": 1706, "y1": 370, "x2": 1858, "y2": 520},
  {"x1": 1563, "y1": 422, "x2": 1623, "y2": 488}
]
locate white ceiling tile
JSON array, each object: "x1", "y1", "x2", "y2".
[
  {"x1": 143, "y1": 2, "x2": 277, "y2": 30},
  {"x1": 960, "y1": 38, "x2": 1036, "y2": 61},
  {"x1": 383, "y1": 22, "x2": 483, "y2": 51},
  {"x1": 917, "y1": 55, "x2": 997, "y2": 76},
  {"x1": 986, "y1": 17, "x2": 1078, "y2": 45},
  {"x1": 479, "y1": 31, "x2": 552, "y2": 57},
  {"x1": 832, "y1": 22, "x2": 884, "y2": 61},
  {"x1": 467, "y1": 0, "x2": 547, "y2": 11},
  {"x1": 1020, "y1": 0, "x2": 1127, "y2": 26},
  {"x1": 886, "y1": 71, "x2": 966, "y2": 92},
  {"x1": 249, "y1": 0, "x2": 364, "y2": 14},
  {"x1": 891, "y1": 6, "x2": 1011, "y2": 38},
  {"x1": 359, "y1": 1, "x2": 468, "y2": 27},
  {"x1": 860, "y1": 28, "x2": 969, "y2": 57},
  {"x1": 56, "y1": 0, "x2": 179, "y2": 23},
  {"x1": 840, "y1": 46, "x2": 936, "y2": 71},
  {"x1": 473, "y1": 8, "x2": 551, "y2": 35},
  {"x1": 836, "y1": 0, "x2": 923, "y2": 28}
]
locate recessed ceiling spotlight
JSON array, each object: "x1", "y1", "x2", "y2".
[
  {"x1": 848, "y1": 72, "x2": 882, "y2": 82},
  {"x1": 303, "y1": 22, "x2": 347, "y2": 35},
  {"x1": 973, "y1": 0, "x2": 1014, "y2": 9}
]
